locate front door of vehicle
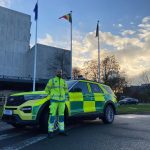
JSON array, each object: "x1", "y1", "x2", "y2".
[
  {"x1": 69, "y1": 81, "x2": 87, "y2": 115},
  {"x1": 69, "y1": 81, "x2": 93, "y2": 115},
  {"x1": 89, "y1": 83, "x2": 105, "y2": 113}
]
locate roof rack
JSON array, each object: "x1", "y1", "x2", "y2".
[{"x1": 79, "y1": 79, "x2": 103, "y2": 84}]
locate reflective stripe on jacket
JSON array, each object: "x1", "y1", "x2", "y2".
[{"x1": 45, "y1": 76, "x2": 69, "y2": 101}]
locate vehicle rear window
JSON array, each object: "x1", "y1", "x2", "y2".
[
  {"x1": 102, "y1": 85, "x2": 114, "y2": 95},
  {"x1": 90, "y1": 83, "x2": 104, "y2": 93}
]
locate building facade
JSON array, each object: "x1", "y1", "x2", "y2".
[
  {"x1": 28, "y1": 44, "x2": 71, "y2": 80},
  {"x1": 0, "y1": 6, "x2": 71, "y2": 96},
  {"x1": 0, "y1": 6, "x2": 31, "y2": 78}
]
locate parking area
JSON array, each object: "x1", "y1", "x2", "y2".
[{"x1": 0, "y1": 114, "x2": 150, "y2": 150}]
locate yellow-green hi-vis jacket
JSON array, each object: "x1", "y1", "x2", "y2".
[{"x1": 45, "y1": 76, "x2": 69, "y2": 102}]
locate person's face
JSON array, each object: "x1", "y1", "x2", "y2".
[{"x1": 56, "y1": 70, "x2": 62, "y2": 78}]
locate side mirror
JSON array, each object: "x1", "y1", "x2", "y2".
[{"x1": 70, "y1": 88, "x2": 82, "y2": 92}]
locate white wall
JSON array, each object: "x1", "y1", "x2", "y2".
[{"x1": 0, "y1": 6, "x2": 31, "y2": 78}]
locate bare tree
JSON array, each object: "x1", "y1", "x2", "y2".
[
  {"x1": 82, "y1": 55, "x2": 127, "y2": 93},
  {"x1": 48, "y1": 50, "x2": 70, "y2": 79},
  {"x1": 101, "y1": 56, "x2": 119, "y2": 83},
  {"x1": 82, "y1": 60, "x2": 98, "y2": 81},
  {"x1": 101, "y1": 55, "x2": 127, "y2": 92},
  {"x1": 140, "y1": 71, "x2": 150, "y2": 85},
  {"x1": 72, "y1": 67, "x2": 81, "y2": 79}
]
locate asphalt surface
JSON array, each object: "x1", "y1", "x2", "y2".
[{"x1": 0, "y1": 114, "x2": 150, "y2": 150}]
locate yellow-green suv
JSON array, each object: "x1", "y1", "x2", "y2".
[{"x1": 2, "y1": 80, "x2": 117, "y2": 130}]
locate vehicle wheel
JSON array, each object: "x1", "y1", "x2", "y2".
[
  {"x1": 11, "y1": 123, "x2": 26, "y2": 129},
  {"x1": 39, "y1": 109, "x2": 49, "y2": 131},
  {"x1": 102, "y1": 105, "x2": 115, "y2": 124}
]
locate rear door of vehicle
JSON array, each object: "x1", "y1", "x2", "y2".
[{"x1": 89, "y1": 83, "x2": 105, "y2": 112}]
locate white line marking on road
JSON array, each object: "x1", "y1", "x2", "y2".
[
  {"x1": 0, "y1": 127, "x2": 13, "y2": 132},
  {"x1": 0, "y1": 122, "x2": 13, "y2": 131},
  {"x1": 0, "y1": 131, "x2": 27, "y2": 141},
  {"x1": 1, "y1": 134, "x2": 47, "y2": 150},
  {"x1": 0, "y1": 123, "x2": 81, "y2": 150},
  {"x1": 117, "y1": 114, "x2": 150, "y2": 119}
]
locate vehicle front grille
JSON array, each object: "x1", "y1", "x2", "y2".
[
  {"x1": 2, "y1": 115, "x2": 17, "y2": 123},
  {"x1": 5, "y1": 107, "x2": 17, "y2": 110},
  {"x1": 6, "y1": 96, "x2": 25, "y2": 106}
]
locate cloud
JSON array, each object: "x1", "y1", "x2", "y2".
[
  {"x1": 70, "y1": 17, "x2": 150, "y2": 83},
  {"x1": 121, "y1": 30, "x2": 135, "y2": 36},
  {"x1": 38, "y1": 16, "x2": 150, "y2": 84},
  {"x1": 130, "y1": 22, "x2": 134, "y2": 25},
  {"x1": 38, "y1": 34, "x2": 53, "y2": 46},
  {"x1": 137, "y1": 16, "x2": 150, "y2": 54},
  {"x1": 0, "y1": 0, "x2": 11, "y2": 7},
  {"x1": 142, "y1": 16, "x2": 150, "y2": 24},
  {"x1": 138, "y1": 16, "x2": 150, "y2": 32},
  {"x1": 118, "y1": 24, "x2": 123, "y2": 27},
  {"x1": 113, "y1": 24, "x2": 123, "y2": 28}
]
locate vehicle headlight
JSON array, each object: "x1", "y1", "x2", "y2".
[{"x1": 21, "y1": 106, "x2": 32, "y2": 113}]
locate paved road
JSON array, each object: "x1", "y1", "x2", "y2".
[{"x1": 0, "y1": 115, "x2": 150, "y2": 150}]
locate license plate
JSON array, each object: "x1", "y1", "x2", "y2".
[{"x1": 3, "y1": 110, "x2": 13, "y2": 115}]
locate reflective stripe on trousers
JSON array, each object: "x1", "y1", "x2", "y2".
[{"x1": 48, "y1": 102, "x2": 65, "y2": 132}]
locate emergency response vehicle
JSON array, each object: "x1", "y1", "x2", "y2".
[{"x1": 2, "y1": 80, "x2": 117, "y2": 130}]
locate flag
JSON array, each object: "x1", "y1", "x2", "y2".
[
  {"x1": 96, "y1": 22, "x2": 99, "y2": 37},
  {"x1": 33, "y1": 3, "x2": 38, "y2": 20},
  {"x1": 59, "y1": 13, "x2": 72, "y2": 23}
]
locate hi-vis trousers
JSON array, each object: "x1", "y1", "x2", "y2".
[{"x1": 48, "y1": 101, "x2": 65, "y2": 133}]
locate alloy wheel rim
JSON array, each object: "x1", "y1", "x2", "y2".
[{"x1": 106, "y1": 106, "x2": 114, "y2": 122}]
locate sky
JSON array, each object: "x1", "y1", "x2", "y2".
[{"x1": 0, "y1": 0, "x2": 150, "y2": 85}]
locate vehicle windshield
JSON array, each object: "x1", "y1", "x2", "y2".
[
  {"x1": 66, "y1": 80, "x2": 78, "y2": 90},
  {"x1": 24, "y1": 94, "x2": 47, "y2": 101}
]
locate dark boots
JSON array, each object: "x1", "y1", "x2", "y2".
[
  {"x1": 48, "y1": 132, "x2": 53, "y2": 138},
  {"x1": 48, "y1": 130, "x2": 68, "y2": 138},
  {"x1": 59, "y1": 131, "x2": 68, "y2": 136}
]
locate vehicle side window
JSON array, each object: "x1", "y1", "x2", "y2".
[
  {"x1": 72, "y1": 81, "x2": 89, "y2": 94},
  {"x1": 90, "y1": 83, "x2": 103, "y2": 93}
]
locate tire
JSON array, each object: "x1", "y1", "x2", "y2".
[
  {"x1": 39, "y1": 109, "x2": 49, "y2": 132},
  {"x1": 102, "y1": 105, "x2": 115, "y2": 124}
]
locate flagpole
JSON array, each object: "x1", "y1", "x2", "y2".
[
  {"x1": 97, "y1": 20, "x2": 100, "y2": 82},
  {"x1": 33, "y1": 0, "x2": 38, "y2": 91},
  {"x1": 70, "y1": 11, "x2": 72, "y2": 79}
]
